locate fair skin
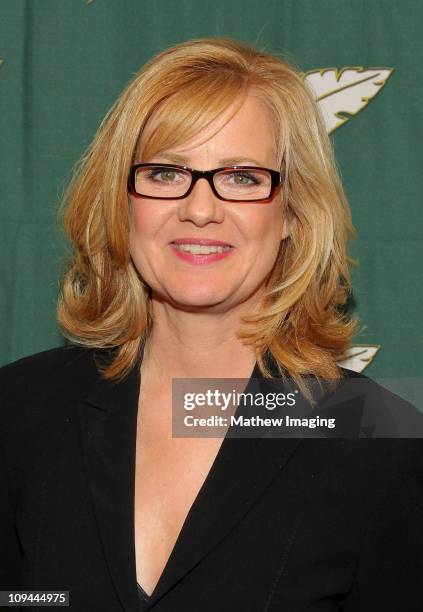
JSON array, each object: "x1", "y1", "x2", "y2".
[{"x1": 129, "y1": 94, "x2": 290, "y2": 596}]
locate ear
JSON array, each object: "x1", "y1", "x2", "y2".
[{"x1": 280, "y1": 211, "x2": 295, "y2": 241}]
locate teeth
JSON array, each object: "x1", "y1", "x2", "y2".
[{"x1": 173, "y1": 243, "x2": 231, "y2": 254}]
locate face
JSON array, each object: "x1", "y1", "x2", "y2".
[{"x1": 129, "y1": 94, "x2": 289, "y2": 314}]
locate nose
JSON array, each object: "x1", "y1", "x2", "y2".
[{"x1": 177, "y1": 176, "x2": 224, "y2": 226}]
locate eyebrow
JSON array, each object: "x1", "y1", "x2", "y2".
[{"x1": 153, "y1": 153, "x2": 266, "y2": 167}]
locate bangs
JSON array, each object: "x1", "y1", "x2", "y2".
[{"x1": 137, "y1": 71, "x2": 249, "y2": 162}]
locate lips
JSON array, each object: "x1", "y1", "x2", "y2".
[
  {"x1": 169, "y1": 238, "x2": 235, "y2": 264},
  {"x1": 171, "y1": 238, "x2": 234, "y2": 247}
]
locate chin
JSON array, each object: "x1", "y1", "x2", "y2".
[
  {"x1": 171, "y1": 294, "x2": 226, "y2": 309},
  {"x1": 163, "y1": 286, "x2": 232, "y2": 310}
]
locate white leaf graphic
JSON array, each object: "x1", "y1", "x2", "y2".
[
  {"x1": 305, "y1": 68, "x2": 394, "y2": 133},
  {"x1": 336, "y1": 345, "x2": 381, "y2": 373}
]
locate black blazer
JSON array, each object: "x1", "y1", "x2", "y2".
[{"x1": 1, "y1": 345, "x2": 423, "y2": 611}]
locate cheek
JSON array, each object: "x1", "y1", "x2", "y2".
[
  {"x1": 128, "y1": 200, "x2": 163, "y2": 246},
  {"x1": 129, "y1": 201, "x2": 147, "y2": 239},
  {"x1": 128, "y1": 204, "x2": 156, "y2": 274},
  {"x1": 239, "y1": 205, "x2": 284, "y2": 247}
]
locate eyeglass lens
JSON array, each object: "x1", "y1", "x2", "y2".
[{"x1": 134, "y1": 165, "x2": 272, "y2": 200}]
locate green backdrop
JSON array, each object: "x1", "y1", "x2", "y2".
[{"x1": 1, "y1": 1, "x2": 422, "y2": 401}]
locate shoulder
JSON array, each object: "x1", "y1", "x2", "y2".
[
  {"x1": 0, "y1": 345, "x2": 95, "y2": 392},
  {"x1": 335, "y1": 365, "x2": 407, "y2": 410},
  {"x1": 0, "y1": 345, "x2": 101, "y2": 431},
  {"x1": 0, "y1": 344, "x2": 90, "y2": 372},
  {"x1": 316, "y1": 369, "x2": 423, "y2": 487},
  {"x1": 320, "y1": 366, "x2": 423, "y2": 438},
  {"x1": 300, "y1": 369, "x2": 423, "y2": 501}
]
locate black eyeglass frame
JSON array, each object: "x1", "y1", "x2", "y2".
[{"x1": 128, "y1": 163, "x2": 283, "y2": 203}]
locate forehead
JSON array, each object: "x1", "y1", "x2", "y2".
[
  {"x1": 138, "y1": 94, "x2": 277, "y2": 165},
  {"x1": 176, "y1": 96, "x2": 275, "y2": 156}
]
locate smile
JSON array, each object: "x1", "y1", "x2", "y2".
[
  {"x1": 169, "y1": 241, "x2": 235, "y2": 265},
  {"x1": 172, "y1": 244, "x2": 232, "y2": 254}
]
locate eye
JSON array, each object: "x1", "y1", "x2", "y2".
[
  {"x1": 146, "y1": 167, "x2": 185, "y2": 183},
  {"x1": 235, "y1": 172, "x2": 258, "y2": 185},
  {"x1": 225, "y1": 171, "x2": 262, "y2": 186}
]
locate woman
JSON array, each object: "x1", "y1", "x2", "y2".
[{"x1": 1, "y1": 37, "x2": 422, "y2": 611}]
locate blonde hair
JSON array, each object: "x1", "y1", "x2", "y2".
[{"x1": 57, "y1": 37, "x2": 359, "y2": 399}]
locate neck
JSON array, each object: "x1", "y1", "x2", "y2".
[{"x1": 140, "y1": 297, "x2": 259, "y2": 385}]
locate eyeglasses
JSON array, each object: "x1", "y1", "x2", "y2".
[{"x1": 128, "y1": 163, "x2": 283, "y2": 203}]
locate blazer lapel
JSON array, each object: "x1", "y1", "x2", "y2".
[
  {"x1": 77, "y1": 351, "x2": 142, "y2": 612},
  {"x1": 150, "y1": 424, "x2": 302, "y2": 604},
  {"x1": 77, "y1": 348, "x2": 302, "y2": 610}
]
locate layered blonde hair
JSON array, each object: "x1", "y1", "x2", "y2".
[{"x1": 58, "y1": 37, "x2": 359, "y2": 395}]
